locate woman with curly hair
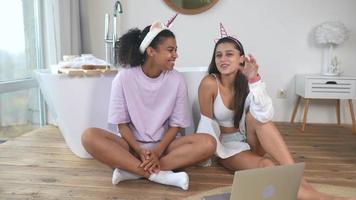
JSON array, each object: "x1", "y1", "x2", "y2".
[{"x1": 81, "y1": 19, "x2": 215, "y2": 190}]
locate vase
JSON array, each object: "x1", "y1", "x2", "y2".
[
  {"x1": 321, "y1": 44, "x2": 331, "y2": 75},
  {"x1": 321, "y1": 44, "x2": 339, "y2": 76}
]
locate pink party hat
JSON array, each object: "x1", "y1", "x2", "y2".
[
  {"x1": 215, "y1": 22, "x2": 240, "y2": 44},
  {"x1": 219, "y1": 23, "x2": 228, "y2": 38},
  {"x1": 165, "y1": 13, "x2": 178, "y2": 28}
]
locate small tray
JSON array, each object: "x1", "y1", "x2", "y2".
[{"x1": 58, "y1": 67, "x2": 118, "y2": 76}]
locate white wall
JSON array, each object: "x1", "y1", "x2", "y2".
[{"x1": 80, "y1": 0, "x2": 356, "y2": 124}]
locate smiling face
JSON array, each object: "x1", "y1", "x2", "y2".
[
  {"x1": 214, "y1": 42, "x2": 244, "y2": 75},
  {"x1": 152, "y1": 37, "x2": 178, "y2": 71},
  {"x1": 146, "y1": 36, "x2": 178, "y2": 71}
]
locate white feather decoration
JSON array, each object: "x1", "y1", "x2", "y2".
[{"x1": 314, "y1": 21, "x2": 349, "y2": 45}]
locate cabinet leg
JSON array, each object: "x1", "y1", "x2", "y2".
[
  {"x1": 348, "y1": 99, "x2": 356, "y2": 133},
  {"x1": 336, "y1": 99, "x2": 340, "y2": 125},
  {"x1": 301, "y1": 98, "x2": 310, "y2": 132},
  {"x1": 291, "y1": 96, "x2": 301, "y2": 123}
]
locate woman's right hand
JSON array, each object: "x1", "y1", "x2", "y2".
[{"x1": 136, "y1": 148, "x2": 150, "y2": 163}]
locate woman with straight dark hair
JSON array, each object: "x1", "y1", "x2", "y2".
[{"x1": 197, "y1": 23, "x2": 354, "y2": 200}]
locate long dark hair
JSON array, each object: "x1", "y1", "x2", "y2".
[
  {"x1": 116, "y1": 26, "x2": 175, "y2": 67},
  {"x1": 208, "y1": 36, "x2": 249, "y2": 129}
]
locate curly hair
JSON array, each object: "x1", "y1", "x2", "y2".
[{"x1": 116, "y1": 26, "x2": 175, "y2": 67}]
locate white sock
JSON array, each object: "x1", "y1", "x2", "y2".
[
  {"x1": 148, "y1": 170, "x2": 189, "y2": 190},
  {"x1": 112, "y1": 168, "x2": 141, "y2": 185}
]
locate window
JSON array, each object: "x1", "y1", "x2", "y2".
[{"x1": 0, "y1": 0, "x2": 43, "y2": 142}]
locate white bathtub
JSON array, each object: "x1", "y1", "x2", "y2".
[{"x1": 35, "y1": 67, "x2": 207, "y2": 158}]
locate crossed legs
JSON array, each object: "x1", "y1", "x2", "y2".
[
  {"x1": 160, "y1": 133, "x2": 216, "y2": 170},
  {"x1": 82, "y1": 128, "x2": 150, "y2": 177},
  {"x1": 81, "y1": 128, "x2": 216, "y2": 189}
]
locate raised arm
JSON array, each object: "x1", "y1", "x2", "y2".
[{"x1": 242, "y1": 54, "x2": 274, "y2": 123}]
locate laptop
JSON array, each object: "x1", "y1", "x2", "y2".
[{"x1": 202, "y1": 162, "x2": 305, "y2": 200}]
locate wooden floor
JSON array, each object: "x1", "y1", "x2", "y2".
[{"x1": 0, "y1": 123, "x2": 355, "y2": 199}]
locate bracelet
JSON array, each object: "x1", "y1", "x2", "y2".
[{"x1": 248, "y1": 74, "x2": 261, "y2": 83}]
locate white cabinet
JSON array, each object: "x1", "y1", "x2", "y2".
[
  {"x1": 296, "y1": 74, "x2": 356, "y2": 99},
  {"x1": 292, "y1": 74, "x2": 356, "y2": 133}
]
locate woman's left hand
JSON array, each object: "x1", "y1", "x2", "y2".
[
  {"x1": 242, "y1": 54, "x2": 259, "y2": 80},
  {"x1": 143, "y1": 150, "x2": 160, "y2": 174}
]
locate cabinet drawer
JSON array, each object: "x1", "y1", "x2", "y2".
[{"x1": 306, "y1": 78, "x2": 356, "y2": 99}]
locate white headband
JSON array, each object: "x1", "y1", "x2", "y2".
[
  {"x1": 139, "y1": 22, "x2": 167, "y2": 53},
  {"x1": 139, "y1": 14, "x2": 178, "y2": 54}
]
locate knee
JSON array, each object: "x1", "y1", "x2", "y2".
[
  {"x1": 198, "y1": 134, "x2": 217, "y2": 155},
  {"x1": 81, "y1": 127, "x2": 100, "y2": 147},
  {"x1": 258, "y1": 157, "x2": 274, "y2": 168}
]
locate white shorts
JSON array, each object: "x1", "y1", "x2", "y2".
[
  {"x1": 196, "y1": 115, "x2": 250, "y2": 159},
  {"x1": 221, "y1": 131, "x2": 247, "y2": 144}
]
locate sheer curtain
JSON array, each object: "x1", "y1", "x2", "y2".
[
  {"x1": 41, "y1": 0, "x2": 82, "y2": 66},
  {"x1": 40, "y1": 0, "x2": 82, "y2": 125}
]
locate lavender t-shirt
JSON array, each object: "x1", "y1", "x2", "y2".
[{"x1": 108, "y1": 67, "x2": 191, "y2": 142}]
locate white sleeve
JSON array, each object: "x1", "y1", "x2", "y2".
[{"x1": 245, "y1": 80, "x2": 274, "y2": 123}]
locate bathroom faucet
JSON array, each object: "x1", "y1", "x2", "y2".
[
  {"x1": 113, "y1": 1, "x2": 123, "y2": 16},
  {"x1": 112, "y1": 1, "x2": 122, "y2": 49},
  {"x1": 105, "y1": 0, "x2": 123, "y2": 68}
]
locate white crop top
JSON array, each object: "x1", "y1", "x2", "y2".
[{"x1": 212, "y1": 74, "x2": 235, "y2": 127}]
